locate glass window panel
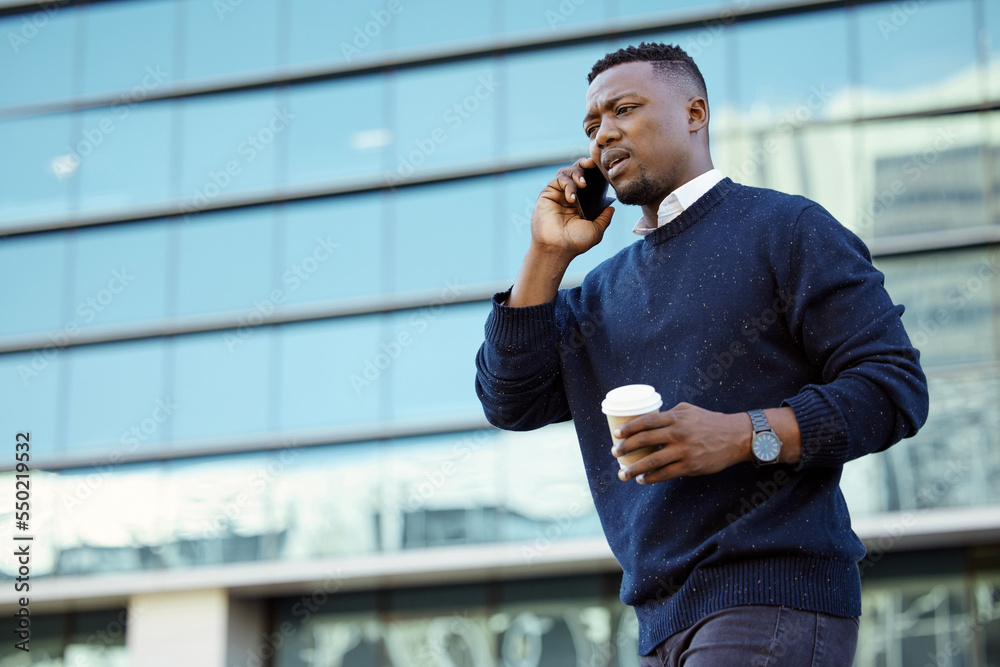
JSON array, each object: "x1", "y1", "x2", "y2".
[
  {"x1": 0, "y1": 231, "x2": 68, "y2": 337},
  {"x1": 182, "y1": 0, "x2": 280, "y2": 84},
  {"x1": 76, "y1": 100, "x2": 173, "y2": 213},
  {"x1": 616, "y1": 0, "x2": 728, "y2": 21},
  {"x1": 503, "y1": 0, "x2": 604, "y2": 38},
  {"x1": 387, "y1": 302, "x2": 492, "y2": 423},
  {"x1": 52, "y1": 461, "x2": 162, "y2": 576},
  {"x1": 81, "y1": 0, "x2": 175, "y2": 98},
  {"x1": 0, "y1": 8, "x2": 77, "y2": 107},
  {"x1": 282, "y1": 193, "x2": 383, "y2": 306},
  {"x1": 176, "y1": 207, "x2": 275, "y2": 317},
  {"x1": 390, "y1": 60, "x2": 497, "y2": 177},
  {"x1": 71, "y1": 220, "x2": 170, "y2": 329},
  {"x1": 65, "y1": 339, "x2": 167, "y2": 454},
  {"x1": 877, "y1": 248, "x2": 998, "y2": 368},
  {"x1": 171, "y1": 329, "x2": 271, "y2": 441},
  {"x1": 160, "y1": 452, "x2": 282, "y2": 566},
  {"x1": 390, "y1": 178, "x2": 495, "y2": 293},
  {"x1": 856, "y1": 0, "x2": 979, "y2": 116},
  {"x1": 0, "y1": 352, "x2": 62, "y2": 462},
  {"x1": 987, "y1": 0, "x2": 1000, "y2": 99},
  {"x1": 503, "y1": 44, "x2": 607, "y2": 160},
  {"x1": 858, "y1": 114, "x2": 989, "y2": 240},
  {"x1": 384, "y1": 431, "x2": 501, "y2": 551},
  {"x1": 287, "y1": 0, "x2": 391, "y2": 67},
  {"x1": 274, "y1": 443, "x2": 382, "y2": 559},
  {"x1": 391, "y1": 0, "x2": 492, "y2": 52},
  {"x1": 286, "y1": 76, "x2": 387, "y2": 187},
  {"x1": 180, "y1": 89, "x2": 284, "y2": 202},
  {"x1": 278, "y1": 316, "x2": 382, "y2": 430},
  {"x1": 0, "y1": 113, "x2": 73, "y2": 223},
  {"x1": 495, "y1": 423, "x2": 600, "y2": 544},
  {"x1": 735, "y1": 9, "x2": 851, "y2": 126}
]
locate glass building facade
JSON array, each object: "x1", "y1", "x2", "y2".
[{"x1": 0, "y1": 0, "x2": 999, "y2": 665}]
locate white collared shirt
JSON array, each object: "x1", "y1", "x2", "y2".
[{"x1": 632, "y1": 168, "x2": 725, "y2": 236}]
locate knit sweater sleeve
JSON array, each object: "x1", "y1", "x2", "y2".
[
  {"x1": 777, "y1": 204, "x2": 929, "y2": 467},
  {"x1": 474, "y1": 290, "x2": 572, "y2": 430}
]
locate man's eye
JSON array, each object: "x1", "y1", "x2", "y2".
[
  {"x1": 616, "y1": 105, "x2": 633, "y2": 116},
  {"x1": 586, "y1": 126, "x2": 596, "y2": 138}
]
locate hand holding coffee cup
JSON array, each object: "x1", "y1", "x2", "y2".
[{"x1": 601, "y1": 384, "x2": 663, "y2": 469}]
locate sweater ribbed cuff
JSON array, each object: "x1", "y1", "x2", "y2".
[
  {"x1": 782, "y1": 389, "x2": 850, "y2": 468},
  {"x1": 484, "y1": 290, "x2": 559, "y2": 353}
]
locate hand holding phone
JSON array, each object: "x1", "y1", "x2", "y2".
[{"x1": 576, "y1": 165, "x2": 614, "y2": 221}]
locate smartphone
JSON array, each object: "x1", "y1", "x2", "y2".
[{"x1": 577, "y1": 165, "x2": 613, "y2": 221}]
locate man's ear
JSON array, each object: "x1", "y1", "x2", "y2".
[{"x1": 688, "y1": 97, "x2": 709, "y2": 133}]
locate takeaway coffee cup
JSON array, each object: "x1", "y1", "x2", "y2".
[{"x1": 601, "y1": 384, "x2": 663, "y2": 468}]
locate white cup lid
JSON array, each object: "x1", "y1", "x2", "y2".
[{"x1": 601, "y1": 384, "x2": 663, "y2": 416}]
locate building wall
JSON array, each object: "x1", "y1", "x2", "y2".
[{"x1": 0, "y1": 0, "x2": 999, "y2": 665}]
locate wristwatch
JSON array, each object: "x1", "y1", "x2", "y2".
[{"x1": 748, "y1": 409, "x2": 781, "y2": 466}]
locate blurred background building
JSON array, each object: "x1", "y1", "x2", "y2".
[{"x1": 0, "y1": 0, "x2": 998, "y2": 665}]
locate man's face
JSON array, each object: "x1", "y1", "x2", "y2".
[{"x1": 583, "y1": 61, "x2": 698, "y2": 207}]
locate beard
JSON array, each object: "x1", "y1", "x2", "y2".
[{"x1": 612, "y1": 167, "x2": 663, "y2": 206}]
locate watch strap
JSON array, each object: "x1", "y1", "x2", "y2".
[{"x1": 748, "y1": 409, "x2": 771, "y2": 433}]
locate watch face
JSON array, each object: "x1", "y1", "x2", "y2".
[{"x1": 753, "y1": 432, "x2": 781, "y2": 463}]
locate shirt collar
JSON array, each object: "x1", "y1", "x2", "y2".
[{"x1": 632, "y1": 168, "x2": 725, "y2": 236}]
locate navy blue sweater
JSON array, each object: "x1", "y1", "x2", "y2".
[{"x1": 475, "y1": 178, "x2": 929, "y2": 655}]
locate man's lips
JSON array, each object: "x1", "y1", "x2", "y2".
[{"x1": 602, "y1": 149, "x2": 631, "y2": 179}]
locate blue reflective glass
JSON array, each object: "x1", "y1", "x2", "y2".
[
  {"x1": 0, "y1": 113, "x2": 73, "y2": 223},
  {"x1": 0, "y1": 232, "x2": 68, "y2": 337},
  {"x1": 390, "y1": 178, "x2": 495, "y2": 293},
  {"x1": 390, "y1": 60, "x2": 498, "y2": 177},
  {"x1": 282, "y1": 194, "x2": 383, "y2": 306},
  {"x1": 987, "y1": 0, "x2": 1000, "y2": 99},
  {"x1": 288, "y1": 0, "x2": 391, "y2": 67},
  {"x1": 81, "y1": 0, "x2": 175, "y2": 98},
  {"x1": 736, "y1": 10, "x2": 850, "y2": 123},
  {"x1": 503, "y1": 0, "x2": 604, "y2": 33},
  {"x1": 616, "y1": 0, "x2": 728, "y2": 21},
  {"x1": 76, "y1": 101, "x2": 173, "y2": 212},
  {"x1": 180, "y1": 90, "x2": 284, "y2": 202},
  {"x1": 856, "y1": 0, "x2": 978, "y2": 114},
  {"x1": 176, "y1": 207, "x2": 276, "y2": 317},
  {"x1": 0, "y1": 352, "x2": 61, "y2": 461},
  {"x1": 388, "y1": 302, "x2": 491, "y2": 422},
  {"x1": 71, "y1": 220, "x2": 170, "y2": 329},
  {"x1": 182, "y1": 0, "x2": 279, "y2": 83},
  {"x1": 65, "y1": 339, "x2": 168, "y2": 453},
  {"x1": 0, "y1": 8, "x2": 77, "y2": 107},
  {"x1": 503, "y1": 44, "x2": 607, "y2": 160},
  {"x1": 392, "y1": 0, "x2": 492, "y2": 52},
  {"x1": 278, "y1": 316, "x2": 382, "y2": 430},
  {"x1": 172, "y1": 329, "x2": 271, "y2": 441},
  {"x1": 286, "y1": 76, "x2": 387, "y2": 186}
]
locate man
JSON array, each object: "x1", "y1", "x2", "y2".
[{"x1": 475, "y1": 43, "x2": 929, "y2": 665}]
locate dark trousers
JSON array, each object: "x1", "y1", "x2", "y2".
[{"x1": 639, "y1": 605, "x2": 859, "y2": 667}]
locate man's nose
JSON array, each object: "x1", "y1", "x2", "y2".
[{"x1": 595, "y1": 118, "x2": 621, "y2": 149}]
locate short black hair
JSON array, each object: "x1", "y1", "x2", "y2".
[{"x1": 587, "y1": 42, "x2": 707, "y2": 100}]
